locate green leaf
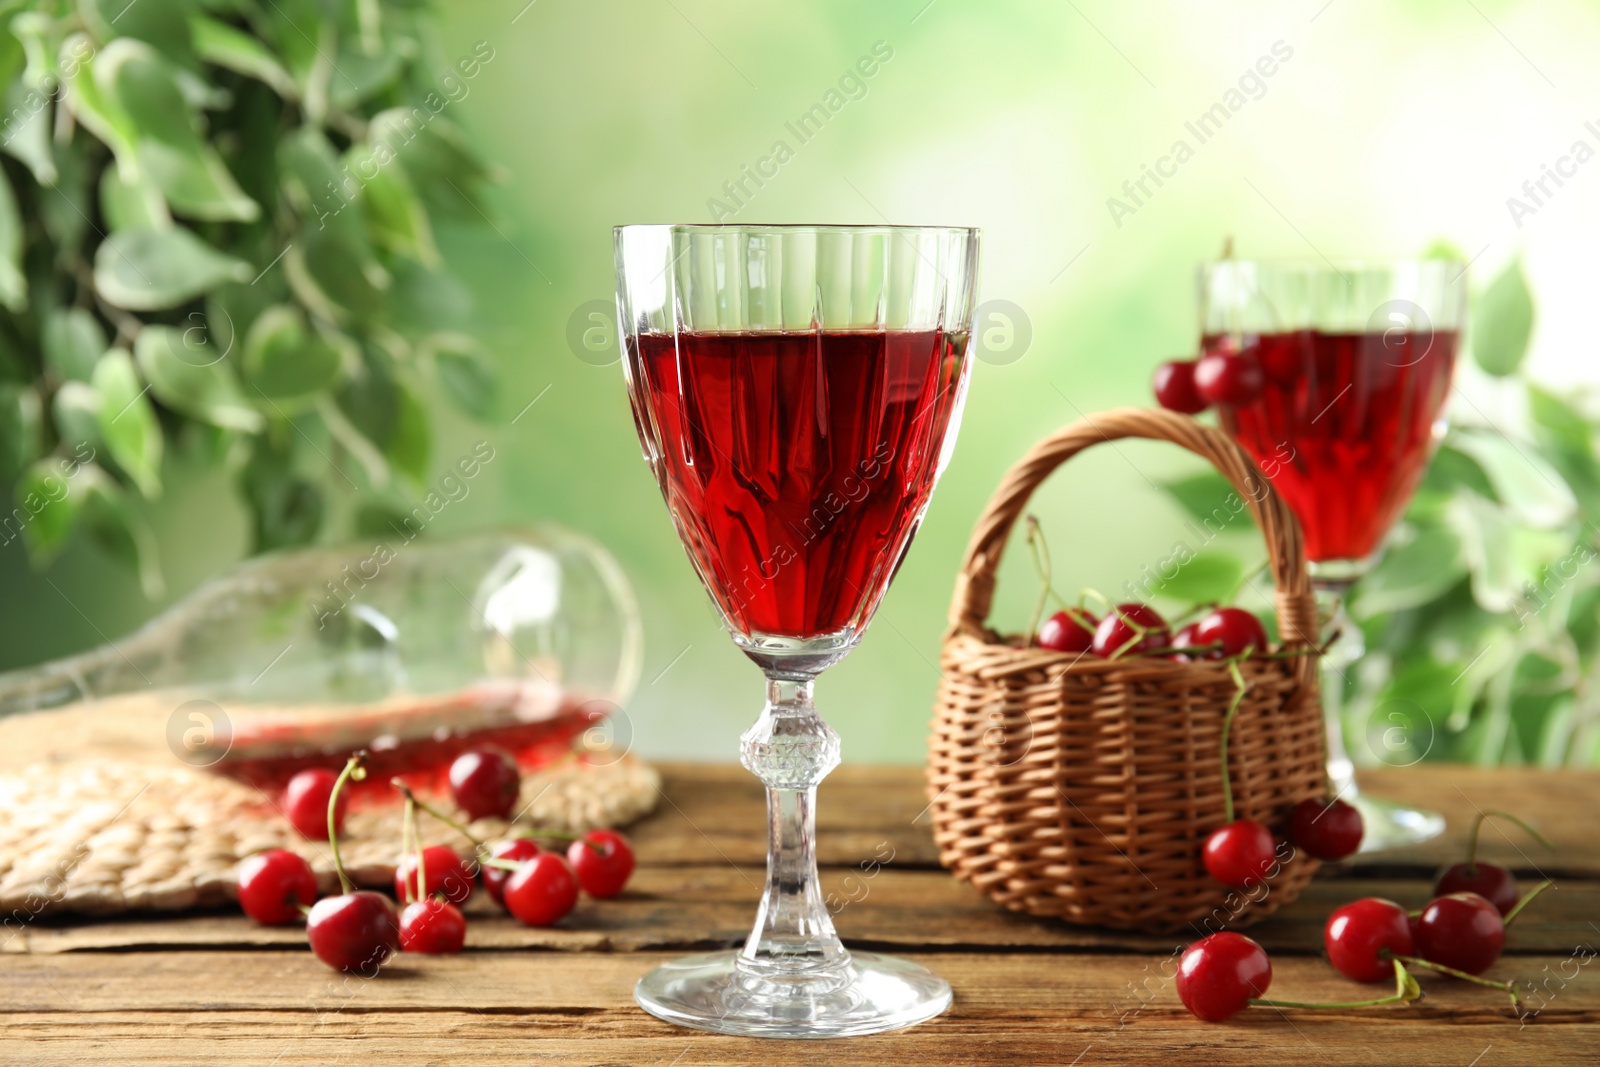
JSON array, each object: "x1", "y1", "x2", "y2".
[
  {"x1": 1528, "y1": 385, "x2": 1595, "y2": 461},
  {"x1": 15, "y1": 458, "x2": 80, "y2": 562},
  {"x1": 99, "y1": 166, "x2": 172, "y2": 231},
  {"x1": 52, "y1": 381, "x2": 102, "y2": 455},
  {"x1": 80, "y1": 0, "x2": 198, "y2": 67},
  {"x1": 1148, "y1": 548, "x2": 1244, "y2": 606},
  {"x1": 1159, "y1": 470, "x2": 1254, "y2": 529},
  {"x1": 1354, "y1": 526, "x2": 1465, "y2": 617},
  {"x1": 348, "y1": 144, "x2": 438, "y2": 265},
  {"x1": 140, "y1": 140, "x2": 261, "y2": 222},
  {"x1": 387, "y1": 380, "x2": 429, "y2": 483},
  {"x1": 190, "y1": 15, "x2": 295, "y2": 97},
  {"x1": 1443, "y1": 490, "x2": 1517, "y2": 612},
  {"x1": 240, "y1": 439, "x2": 324, "y2": 551},
  {"x1": 81, "y1": 469, "x2": 164, "y2": 599},
  {"x1": 135, "y1": 325, "x2": 263, "y2": 432},
  {"x1": 42, "y1": 308, "x2": 107, "y2": 383},
  {"x1": 1448, "y1": 427, "x2": 1577, "y2": 529},
  {"x1": 1, "y1": 79, "x2": 56, "y2": 185},
  {"x1": 1472, "y1": 259, "x2": 1535, "y2": 377},
  {"x1": 242, "y1": 305, "x2": 344, "y2": 400},
  {"x1": 425, "y1": 333, "x2": 496, "y2": 419},
  {"x1": 92, "y1": 349, "x2": 163, "y2": 498},
  {"x1": 0, "y1": 382, "x2": 41, "y2": 481},
  {"x1": 0, "y1": 169, "x2": 26, "y2": 311},
  {"x1": 94, "y1": 226, "x2": 251, "y2": 310},
  {"x1": 328, "y1": 47, "x2": 402, "y2": 111}
]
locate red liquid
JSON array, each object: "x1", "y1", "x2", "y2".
[
  {"x1": 629, "y1": 330, "x2": 968, "y2": 638},
  {"x1": 1211, "y1": 329, "x2": 1457, "y2": 562}
]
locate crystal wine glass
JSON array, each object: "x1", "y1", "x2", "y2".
[
  {"x1": 1199, "y1": 258, "x2": 1467, "y2": 851},
  {"x1": 615, "y1": 223, "x2": 978, "y2": 1037}
]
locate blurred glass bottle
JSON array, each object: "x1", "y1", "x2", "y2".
[{"x1": 0, "y1": 527, "x2": 641, "y2": 792}]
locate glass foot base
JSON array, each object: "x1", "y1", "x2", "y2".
[
  {"x1": 635, "y1": 950, "x2": 952, "y2": 1038},
  {"x1": 1352, "y1": 793, "x2": 1446, "y2": 853}
]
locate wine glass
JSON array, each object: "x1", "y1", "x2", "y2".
[
  {"x1": 1199, "y1": 258, "x2": 1467, "y2": 851},
  {"x1": 614, "y1": 223, "x2": 977, "y2": 1037}
]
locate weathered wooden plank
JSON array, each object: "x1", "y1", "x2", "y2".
[{"x1": 11, "y1": 865, "x2": 1595, "y2": 957}]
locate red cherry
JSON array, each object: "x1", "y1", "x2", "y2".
[
  {"x1": 1289, "y1": 797, "x2": 1364, "y2": 861},
  {"x1": 568, "y1": 829, "x2": 636, "y2": 898},
  {"x1": 1324, "y1": 897, "x2": 1413, "y2": 982},
  {"x1": 306, "y1": 891, "x2": 399, "y2": 973},
  {"x1": 502, "y1": 853, "x2": 580, "y2": 927},
  {"x1": 482, "y1": 838, "x2": 541, "y2": 907},
  {"x1": 399, "y1": 898, "x2": 467, "y2": 954},
  {"x1": 237, "y1": 849, "x2": 317, "y2": 925},
  {"x1": 395, "y1": 844, "x2": 475, "y2": 906},
  {"x1": 1194, "y1": 352, "x2": 1264, "y2": 406},
  {"x1": 1175, "y1": 932, "x2": 1273, "y2": 1022},
  {"x1": 1153, "y1": 360, "x2": 1208, "y2": 415},
  {"x1": 448, "y1": 749, "x2": 522, "y2": 821},
  {"x1": 1091, "y1": 603, "x2": 1170, "y2": 659},
  {"x1": 1170, "y1": 622, "x2": 1202, "y2": 661},
  {"x1": 1203, "y1": 819, "x2": 1277, "y2": 888},
  {"x1": 1038, "y1": 608, "x2": 1098, "y2": 653},
  {"x1": 284, "y1": 768, "x2": 347, "y2": 840},
  {"x1": 1413, "y1": 892, "x2": 1505, "y2": 975},
  {"x1": 1192, "y1": 607, "x2": 1268, "y2": 658},
  {"x1": 1434, "y1": 862, "x2": 1519, "y2": 916}
]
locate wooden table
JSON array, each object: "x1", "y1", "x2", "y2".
[{"x1": 3, "y1": 763, "x2": 1597, "y2": 1065}]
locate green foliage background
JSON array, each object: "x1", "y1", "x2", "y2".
[{"x1": 3, "y1": 0, "x2": 1599, "y2": 768}]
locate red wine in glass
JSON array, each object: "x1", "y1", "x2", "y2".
[
  {"x1": 631, "y1": 329, "x2": 967, "y2": 640},
  {"x1": 1208, "y1": 328, "x2": 1459, "y2": 564}
]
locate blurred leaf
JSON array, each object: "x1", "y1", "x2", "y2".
[
  {"x1": 92, "y1": 348, "x2": 162, "y2": 498},
  {"x1": 1472, "y1": 259, "x2": 1534, "y2": 377},
  {"x1": 370, "y1": 110, "x2": 492, "y2": 200},
  {"x1": 1422, "y1": 238, "x2": 1467, "y2": 261},
  {"x1": 1149, "y1": 548, "x2": 1243, "y2": 605},
  {"x1": 1443, "y1": 490, "x2": 1517, "y2": 612},
  {"x1": 99, "y1": 166, "x2": 173, "y2": 231},
  {"x1": 94, "y1": 226, "x2": 251, "y2": 310},
  {"x1": 80, "y1": 0, "x2": 198, "y2": 66},
  {"x1": 14, "y1": 458, "x2": 79, "y2": 561},
  {"x1": 1354, "y1": 526, "x2": 1465, "y2": 617},
  {"x1": 52, "y1": 381, "x2": 102, "y2": 454},
  {"x1": 349, "y1": 145, "x2": 438, "y2": 265},
  {"x1": 240, "y1": 440, "x2": 324, "y2": 551},
  {"x1": 385, "y1": 257, "x2": 474, "y2": 335},
  {"x1": 387, "y1": 379, "x2": 429, "y2": 483},
  {"x1": 191, "y1": 15, "x2": 296, "y2": 97},
  {"x1": 0, "y1": 381, "x2": 40, "y2": 480},
  {"x1": 424, "y1": 333, "x2": 496, "y2": 419},
  {"x1": 1158, "y1": 470, "x2": 1253, "y2": 528},
  {"x1": 81, "y1": 469, "x2": 164, "y2": 598},
  {"x1": 2, "y1": 80, "x2": 55, "y2": 185},
  {"x1": 38, "y1": 132, "x2": 95, "y2": 251},
  {"x1": 135, "y1": 325, "x2": 263, "y2": 431},
  {"x1": 0, "y1": 168, "x2": 26, "y2": 311},
  {"x1": 1449, "y1": 427, "x2": 1576, "y2": 528},
  {"x1": 329, "y1": 46, "x2": 402, "y2": 110},
  {"x1": 42, "y1": 308, "x2": 107, "y2": 383},
  {"x1": 241, "y1": 305, "x2": 344, "y2": 400}
]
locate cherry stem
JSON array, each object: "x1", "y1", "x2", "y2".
[
  {"x1": 1251, "y1": 959, "x2": 1422, "y2": 1011},
  {"x1": 1464, "y1": 810, "x2": 1555, "y2": 871},
  {"x1": 401, "y1": 795, "x2": 420, "y2": 906},
  {"x1": 1393, "y1": 954, "x2": 1521, "y2": 1009},
  {"x1": 482, "y1": 857, "x2": 524, "y2": 872},
  {"x1": 392, "y1": 779, "x2": 484, "y2": 848},
  {"x1": 1218, "y1": 660, "x2": 1249, "y2": 824},
  {"x1": 1024, "y1": 515, "x2": 1058, "y2": 640},
  {"x1": 1226, "y1": 559, "x2": 1270, "y2": 604},
  {"x1": 1503, "y1": 879, "x2": 1554, "y2": 926},
  {"x1": 328, "y1": 753, "x2": 366, "y2": 896}
]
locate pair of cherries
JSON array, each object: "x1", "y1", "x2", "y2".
[
  {"x1": 1203, "y1": 795, "x2": 1365, "y2": 889},
  {"x1": 1153, "y1": 339, "x2": 1264, "y2": 414},
  {"x1": 1039, "y1": 603, "x2": 1268, "y2": 663},
  {"x1": 239, "y1": 747, "x2": 637, "y2": 971}
]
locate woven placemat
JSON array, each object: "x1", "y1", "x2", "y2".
[{"x1": 0, "y1": 755, "x2": 660, "y2": 918}]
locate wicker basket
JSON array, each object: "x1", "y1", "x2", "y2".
[{"x1": 926, "y1": 407, "x2": 1327, "y2": 932}]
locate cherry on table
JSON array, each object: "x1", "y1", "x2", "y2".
[
  {"x1": 1203, "y1": 819, "x2": 1277, "y2": 889},
  {"x1": 1092, "y1": 603, "x2": 1170, "y2": 659},
  {"x1": 482, "y1": 838, "x2": 541, "y2": 907},
  {"x1": 1175, "y1": 931, "x2": 1273, "y2": 1022},
  {"x1": 307, "y1": 891, "x2": 399, "y2": 973},
  {"x1": 395, "y1": 844, "x2": 475, "y2": 906},
  {"x1": 1153, "y1": 360, "x2": 1209, "y2": 415},
  {"x1": 399, "y1": 898, "x2": 467, "y2": 954},
  {"x1": 1324, "y1": 897, "x2": 1414, "y2": 983},
  {"x1": 568, "y1": 829, "x2": 636, "y2": 898},
  {"x1": 1413, "y1": 892, "x2": 1505, "y2": 976},
  {"x1": 1192, "y1": 608, "x2": 1268, "y2": 659},
  {"x1": 1038, "y1": 608, "x2": 1098, "y2": 654},
  {"x1": 1289, "y1": 797, "x2": 1364, "y2": 861},
  {"x1": 237, "y1": 849, "x2": 317, "y2": 926},
  {"x1": 1194, "y1": 351, "x2": 1264, "y2": 406},
  {"x1": 502, "y1": 853, "x2": 580, "y2": 927},
  {"x1": 448, "y1": 748, "x2": 522, "y2": 821},
  {"x1": 284, "y1": 768, "x2": 347, "y2": 840},
  {"x1": 1434, "y1": 862, "x2": 1519, "y2": 916}
]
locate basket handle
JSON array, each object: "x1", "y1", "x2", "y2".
[{"x1": 947, "y1": 407, "x2": 1321, "y2": 653}]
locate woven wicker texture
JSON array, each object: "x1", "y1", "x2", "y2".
[
  {"x1": 927, "y1": 407, "x2": 1326, "y2": 932},
  {"x1": 0, "y1": 755, "x2": 659, "y2": 918}
]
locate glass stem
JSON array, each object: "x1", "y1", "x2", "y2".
[
  {"x1": 1314, "y1": 579, "x2": 1364, "y2": 800},
  {"x1": 738, "y1": 673, "x2": 850, "y2": 986}
]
